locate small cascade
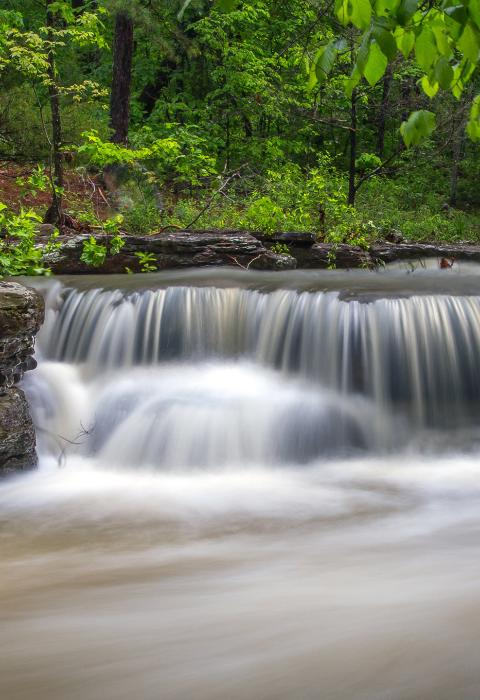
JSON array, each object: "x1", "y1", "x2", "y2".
[
  {"x1": 27, "y1": 362, "x2": 397, "y2": 470},
  {"x1": 37, "y1": 284, "x2": 480, "y2": 427}
]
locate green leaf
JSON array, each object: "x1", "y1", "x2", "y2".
[
  {"x1": 315, "y1": 42, "x2": 338, "y2": 84},
  {"x1": 396, "y1": 0, "x2": 418, "y2": 25},
  {"x1": 395, "y1": 27, "x2": 415, "y2": 56},
  {"x1": 307, "y1": 62, "x2": 318, "y2": 91},
  {"x1": 336, "y1": 0, "x2": 372, "y2": 29},
  {"x1": 415, "y1": 27, "x2": 438, "y2": 71},
  {"x1": 451, "y1": 58, "x2": 476, "y2": 97},
  {"x1": 444, "y1": 4, "x2": 469, "y2": 24},
  {"x1": 375, "y1": 0, "x2": 401, "y2": 15},
  {"x1": 356, "y1": 32, "x2": 372, "y2": 74},
  {"x1": 373, "y1": 25, "x2": 398, "y2": 59},
  {"x1": 420, "y1": 75, "x2": 439, "y2": 97},
  {"x1": 344, "y1": 67, "x2": 362, "y2": 98},
  {"x1": 400, "y1": 110, "x2": 436, "y2": 147},
  {"x1": 466, "y1": 94, "x2": 480, "y2": 140},
  {"x1": 470, "y1": 0, "x2": 480, "y2": 29},
  {"x1": 434, "y1": 56, "x2": 454, "y2": 89},
  {"x1": 458, "y1": 21, "x2": 480, "y2": 62},
  {"x1": 364, "y1": 41, "x2": 388, "y2": 85},
  {"x1": 431, "y1": 24, "x2": 452, "y2": 56}
]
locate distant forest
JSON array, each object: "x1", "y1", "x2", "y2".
[{"x1": 1, "y1": 0, "x2": 480, "y2": 274}]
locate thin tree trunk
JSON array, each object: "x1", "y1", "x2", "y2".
[
  {"x1": 348, "y1": 89, "x2": 357, "y2": 206},
  {"x1": 450, "y1": 114, "x2": 467, "y2": 207},
  {"x1": 44, "y1": 0, "x2": 63, "y2": 225},
  {"x1": 110, "y1": 11, "x2": 134, "y2": 145},
  {"x1": 377, "y1": 64, "x2": 393, "y2": 158}
]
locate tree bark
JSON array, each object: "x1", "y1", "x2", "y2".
[
  {"x1": 44, "y1": 0, "x2": 64, "y2": 225},
  {"x1": 110, "y1": 11, "x2": 134, "y2": 145}
]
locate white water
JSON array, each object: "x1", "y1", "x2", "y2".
[{"x1": 2, "y1": 272, "x2": 480, "y2": 699}]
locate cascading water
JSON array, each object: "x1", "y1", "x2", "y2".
[
  {"x1": 3, "y1": 269, "x2": 480, "y2": 700},
  {"x1": 37, "y1": 280, "x2": 480, "y2": 436}
]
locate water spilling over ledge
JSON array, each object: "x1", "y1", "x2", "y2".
[
  {"x1": 37, "y1": 281, "x2": 480, "y2": 428},
  {"x1": 4, "y1": 270, "x2": 480, "y2": 700}
]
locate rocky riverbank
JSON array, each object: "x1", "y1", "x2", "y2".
[
  {"x1": 0, "y1": 282, "x2": 44, "y2": 475},
  {"x1": 42, "y1": 229, "x2": 480, "y2": 273}
]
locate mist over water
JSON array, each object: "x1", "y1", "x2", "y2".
[{"x1": 3, "y1": 271, "x2": 480, "y2": 700}]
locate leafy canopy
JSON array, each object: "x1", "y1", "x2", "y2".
[{"x1": 304, "y1": 0, "x2": 480, "y2": 145}]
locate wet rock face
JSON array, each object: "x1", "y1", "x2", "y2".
[
  {"x1": 0, "y1": 387, "x2": 37, "y2": 474},
  {"x1": 45, "y1": 230, "x2": 297, "y2": 274},
  {"x1": 0, "y1": 282, "x2": 44, "y2": 390},
  {"x1": 41, "y1": 229, "x2": 480, "y2": 272},
  {"x1": 0, "y1": 282, "x2": 44, "y2": 475}
]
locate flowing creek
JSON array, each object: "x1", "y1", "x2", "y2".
[{"x1": 2, "y1": 267, "x2": 480, "y2": 699}]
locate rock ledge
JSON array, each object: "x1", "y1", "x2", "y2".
[{"x1": 0, "y1": 282, "x2": 44, "y2": 475}]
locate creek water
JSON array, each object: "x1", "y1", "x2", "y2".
[{"x1": 2, "y1": 268, "x2": 480, "y2": 699}]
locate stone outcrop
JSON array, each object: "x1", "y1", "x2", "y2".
[
  {"x1": 42, "y1": 228, "x2": 480, "y2": 273},
  {"x1": 370, "y1": 242, "x2": 480, "y2": 264},
  {"x1": 0, "y1": 282, "x2": 44, "y2": 476},
  {"x1": 46, "y1": 230, "x2": 297, "y2": 274},
  {"x1": 303, "y1": 243, "x2": 372, "y2": 269},
  {"x1": 0, "y1": 387, "x2": 37, "y2": 474}
]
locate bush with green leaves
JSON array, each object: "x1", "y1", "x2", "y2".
[
  {"x1": 0, "y1": 204, "x2": 59, "y2": 277},
  {"x1": 77, "y1": 126, "x2": 217, "y2": 189}
]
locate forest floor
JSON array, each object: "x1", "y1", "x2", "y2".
[
  {"x1": 0, "y1": 162, "x2": 110, "y2": 220},
  {"x1": 2, "y1": 160, "x2": 480, "y2": 246}
]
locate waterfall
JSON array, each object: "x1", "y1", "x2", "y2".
[
  {"x1": 7, "y1": 274, "x2": 480, "y2": 700},
  {"x1": 36, "y1": 284, "x2": 480, "y2": 429},
  {"x1": 19, "y1": 280, "x2": 480, "y2": 473}
]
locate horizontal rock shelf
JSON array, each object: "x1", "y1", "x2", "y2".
[
  {"x1": 42, "y1": 228, "x2": 480, "y2": 273},
  {"x1": 46, "y1": 230, "x2": 297, "y2": 274}
]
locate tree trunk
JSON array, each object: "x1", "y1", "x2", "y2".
[
  {"x1": 377, "y1": 64, "x2": 393, "y2": 158},
  {"x1": 44, "y1": 0, "x2": 63, "y2": 225},
  {"x1": 450, "y1": 114, "x2": 467, "y2": 208},
  {"x1": 110, "y1": 11, "x2": 134, "y2": 145},
  {"x1": 348, "y1": 89, "x2": 357, "y2": 207}
]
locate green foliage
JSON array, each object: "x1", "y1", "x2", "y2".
[
  {"x1": 122, "y1": 202, "x2": 162, "y2": 235},
  {"x1": 400, "y1": 110, "x2": 437, "y2": 147},
  {"x1": 355, "y1": 153, "x2": 382, "y2": 172},
  {"x1": 270, "y1": 242, "x2": 290, "y2": 255},
  {"x1": 135, "y1": 251, "x2": 158, "y2": 273},
  {"x1": 0, "y1": 204, "x2": 58, "y2": 277},
  {"x1": 78, "y1": 126, "x2": 217, "y2": 188},
  {"x1": 326, "y1": 0, "x2": 480, "y2": 145},
  {"x1": 467, "y1": 95, "x2": 480, "y2": 140},
  {"x1": 244, "y1": 196, "x2": 285, "y2": 235},
  {"x1": 16, "y1": 166, "x2": 50, "y2": 197},
  {"x1": 80, "y1": 236, "x2": 107, "y2": 267},
  {"x1": 79, "y1": 218, "x2": 125, "y2": 267},
  {"x1": 1, "y1": 0, "x2": 480, "y2": 259}
]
